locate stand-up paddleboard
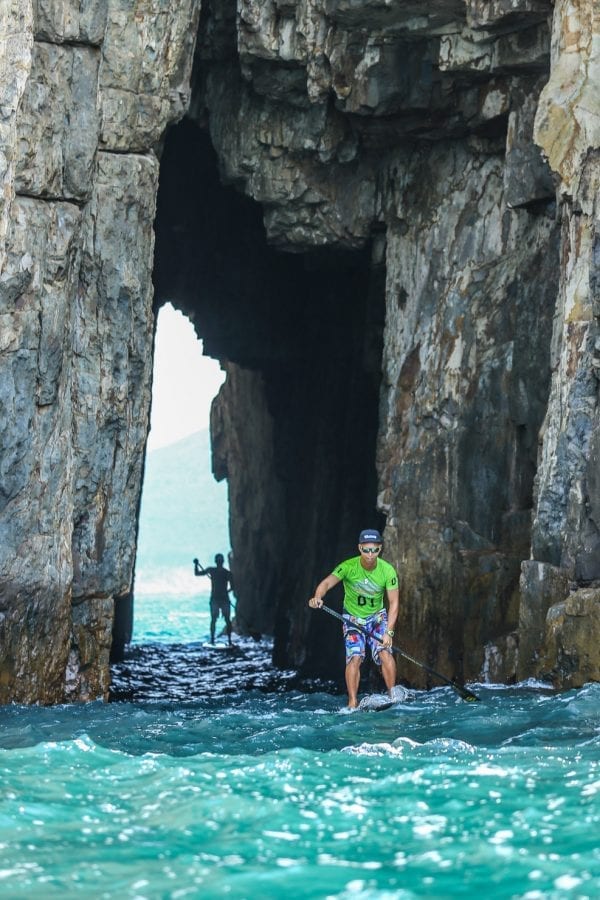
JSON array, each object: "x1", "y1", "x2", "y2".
[
  {"x1": 339, "y1": 698, "x2": 394, "y2": 714},
  {"x1": 338, "y1": 687, "x2": 409, "y2": 713},
  {"x1": 358, "y1": 687, "x2": 409, "y2": 712},
  {"x1": 202, "y1": 642, "x2": 235, "y2": 650},
  {"x1": 360, "y1": 698, "x2": 395, "y2": 712}
]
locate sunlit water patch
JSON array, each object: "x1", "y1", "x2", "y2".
[{"x1": 132, "y1": 592, "x2": 213, "y2": 644}]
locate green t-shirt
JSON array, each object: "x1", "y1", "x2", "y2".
[{"x1": 333, "y1": 556, "x2": 398, "y2": 618}]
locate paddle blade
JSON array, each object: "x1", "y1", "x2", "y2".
[{"x1": 454, "y1": 683, "x2": 480, "y2": 702}]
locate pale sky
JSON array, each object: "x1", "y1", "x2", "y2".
[{"x1": 146, "y1": 302, "x2": 225, "y2": 451}]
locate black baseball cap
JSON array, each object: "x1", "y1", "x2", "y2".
[{"x1": 358, "y1": 529, "x2": 382, "y2": 543}]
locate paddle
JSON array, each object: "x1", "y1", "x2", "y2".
[{"x1": 318, "y1": 604, "x2": 480, "y2": 703}]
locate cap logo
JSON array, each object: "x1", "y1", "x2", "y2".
[{"x1": 358, "y1": 528, "x2": 382, "y2": 543}]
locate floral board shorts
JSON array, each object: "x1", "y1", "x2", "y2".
[{"x1": 342, "y1": 608, "x2": 390, "y2": 665}]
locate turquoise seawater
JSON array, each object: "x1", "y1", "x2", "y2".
[
  {"x1": 1, "y1": 597, "x2": 598, "y2": 899},
  {"x1": 130, "y1": 593, "x2": 213, "y2": 645}
]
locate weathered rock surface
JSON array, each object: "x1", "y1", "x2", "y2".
[
  {"x1": 519, "y1": 0, "x2": 600, "y2": 686},
  {"x1": 535, "y1": 588, "x2": 600, "y2": 688},
  {"x1": 1, "y1": 0, "x2": 199, "y2": 703},
  {"x1": 1, "y1": 0, "x2": 599, "y2": 701},
  {"x1": 517, "y1": 559, "x2": 570, "y2": 679}
]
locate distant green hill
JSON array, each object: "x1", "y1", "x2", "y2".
[{"x1": 135, "y1": 430, "x2": 230, "y2": 596}]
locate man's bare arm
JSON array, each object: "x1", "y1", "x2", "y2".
[
  {"x1": 193, "y1": 558, "x2": 209, "y2": 577},
  {"x1": 308, "y1": 574, "x2": 341, "y2": 608},
  {"x1": 386, "y1": 587, "x2": 399, "y2": 632}
]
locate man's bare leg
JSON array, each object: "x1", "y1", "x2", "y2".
[
  {"x1": 380, "y1": 650, "x2": 396, "y2": 696},
  {"x1": 345, "y1": 655, "x2": 362, "y2": 708}
]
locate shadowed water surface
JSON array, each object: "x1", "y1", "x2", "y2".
[{"x1": 109, "y1": 636, "x2": 297, "y2": 703}]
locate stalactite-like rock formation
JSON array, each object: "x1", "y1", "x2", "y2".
[{"x1": 0, "y1": 0, "x2": 598, "y2": 702}]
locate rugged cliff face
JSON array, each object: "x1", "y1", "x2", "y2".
[
  {"x1": 0, "y1": 0, "x2": 598, "y2": 703},
  {"x1": 0, "y1": 0, "x2": 200, "y2": 702}
]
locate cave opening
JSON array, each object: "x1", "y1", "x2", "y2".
[
  {"x1": 132, "y1": 302, "x2": 229, "y2": 644},
  {"x1": 147, "y1": 115, "x2": 387, "y2": 679}
]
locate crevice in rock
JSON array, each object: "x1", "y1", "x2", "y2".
[
  {"x1": 149, "y1": 116, "x2": 385, "y2": 679},
  {"x1": 14, "y1": 191, "x2": 82, "y2": 207},
  {"x1": 34, "y1": 38, "x2": 100, "y2": 50}
]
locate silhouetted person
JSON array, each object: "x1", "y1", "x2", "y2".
[{"x1": 193, "y1": 554, "x2": 233, "y2": 644}]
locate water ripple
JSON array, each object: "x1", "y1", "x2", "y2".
[{"x1": 1, "y1": 649, "x2": 599, "y2": 897}]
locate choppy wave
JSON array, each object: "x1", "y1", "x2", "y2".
[
  {"x1": 1, "y1": 685, "x2": 599, "y2": 898},
  {"x1": 1, "y1": 621, "x2": 599, "y2": 899}
]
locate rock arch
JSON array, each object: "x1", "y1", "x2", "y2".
[{"x1": 1, "y1": 0, "x2": 598, "y2": 702}]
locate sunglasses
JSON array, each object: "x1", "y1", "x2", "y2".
[{"x1": 360, "y1": 546, "x2": 381, "y2": 554}]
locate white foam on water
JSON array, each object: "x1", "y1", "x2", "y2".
[{"x1": 134, "y1": 565, "x2": 206, "y2": 597}]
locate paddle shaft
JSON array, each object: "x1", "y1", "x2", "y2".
[{"x1": 319, "y1": 604, "x2": 479, "y2": 702}]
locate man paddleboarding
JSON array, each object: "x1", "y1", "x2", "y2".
[{"x1": 308, "y1": 529, "x2": 399, "y2": 709}]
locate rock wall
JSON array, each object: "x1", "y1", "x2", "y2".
[
  {"x1": 522, "y1": 0, "x2": 600, "y2": 685},
  {"x1": 0, "y1": 0, "x2": 200, "y2": 703},
  {"x1": 377, "y1": 143, "x2": 559, "y2": 684},
  {"x1": 1, "y1": 0, "x2": 598, "y2": 702}
]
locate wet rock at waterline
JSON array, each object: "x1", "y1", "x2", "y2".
[
  {"x1": 1, "y1": 0, "x2": 599, "y2": 702},
  {"x1": 535, "y1": 588, "x2": 600, "y2": 689}
]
